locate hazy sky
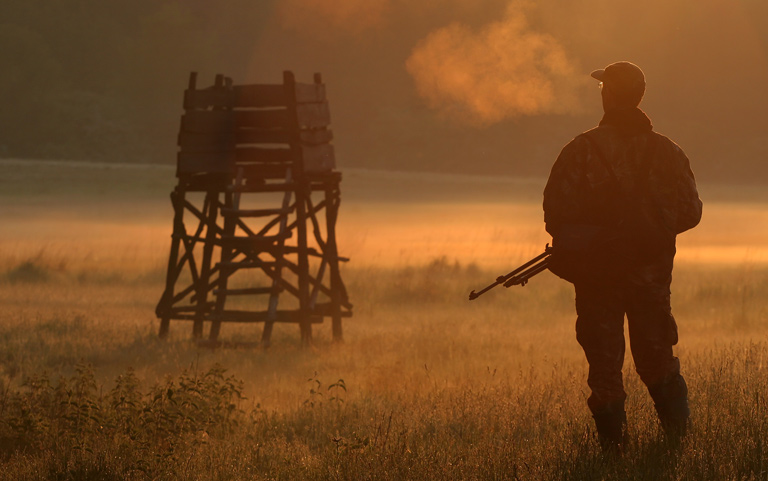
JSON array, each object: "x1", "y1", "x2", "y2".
[
  {"x1": 2, "y1": 0, "x2": 765, "y2": 181},
  {"x1": 239, "y1": 0, "x2": 768, "y2": 181}
]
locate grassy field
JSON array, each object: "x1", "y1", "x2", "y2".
[{"x1": 0, "y1": 159, "x2": 767, "y2": 480}]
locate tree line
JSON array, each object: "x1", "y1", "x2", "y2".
[{"x1": 0, "y1": 0, "x2": 270, "y2": 163}]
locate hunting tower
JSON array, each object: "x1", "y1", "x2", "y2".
[{"x1": 155, "y1": 71, "x2": 352, "y2": 346}]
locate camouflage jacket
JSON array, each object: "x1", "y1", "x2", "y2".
[{"x1": 543, "y1": 107, "x2": 702, "y2": 281}]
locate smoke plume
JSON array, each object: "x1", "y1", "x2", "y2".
[{"x1": 406, "y1": 2, "x2": 581, "y2": 125}]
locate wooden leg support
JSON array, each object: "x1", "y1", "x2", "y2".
[
  {"x1": 158, "y1": 318, "x2": 171, "y2": 338},
  {"x1": 261, "y1": 322, "x2": 274, "y2": 348},
  {"x1": 300, "y1": 321, "x2": 313, "y2": 346},
  {"x1": 193, "y1": 320, "x2": 204, "y2": 339},
  {"x1": 332, "y1": 315, "x2": 343, "y2": 343},
  {"x1": 209, "y1": 320, "x2": 222, "y2": 341}
]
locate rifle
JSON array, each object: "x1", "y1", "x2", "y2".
[{"x1": 468, "y1": 244, "x2": 553, "y2": 301}]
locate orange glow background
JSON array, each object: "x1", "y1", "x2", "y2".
[
  {"x1": 1, "y1": 163, "x2": 766, "y2": 274},
  {"x1": 246, "y1": 0, "x2": 768, "y2": 181}
]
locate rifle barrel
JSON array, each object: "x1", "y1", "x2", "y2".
[
  {"x1": 504, "y1": 258, "x2": 550, "y2": 287},
  {"x1": 468, "y1": 245, "x2": 552, "y2": 300}
]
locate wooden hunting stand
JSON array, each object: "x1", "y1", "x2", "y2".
[{"x1": 155, "y1": 71, "x2": 352, "y2": 346}]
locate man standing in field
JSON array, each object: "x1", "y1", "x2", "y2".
[{"x1": 543, "y1": 61, "x2": 702, "y2": 450}]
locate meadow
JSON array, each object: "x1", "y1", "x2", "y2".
[{"x1": 0, "y1": 159, "x2": 767, "y2": 480}]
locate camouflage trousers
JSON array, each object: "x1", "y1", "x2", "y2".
[{"x1": 574, "y1": 278, "x2": 682, "y2": 415}]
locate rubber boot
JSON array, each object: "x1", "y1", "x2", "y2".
[
  {"x1": 649, "y1": 374, "x2": 690, "y2": 438},
  {"x1": 592, "y1": 400, "x2": 627, "y2": 453}
]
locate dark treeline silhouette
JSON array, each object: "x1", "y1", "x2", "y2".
[
  {"x1": 0, "y1": 0, "x2": 271, "y2": 162},
  {"x1": 1, "y1": 0, "x2": 767, "y2": 183}
]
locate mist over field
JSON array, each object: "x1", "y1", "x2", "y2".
[
  {"x1": 0, "y1": 160, "x2": 767, "y2": 479},
  {"x1": 1, "y1": 0, "x2": 767, "y2": 181}
]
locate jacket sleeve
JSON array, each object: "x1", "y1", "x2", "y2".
[
  {"x1": 673, "y1": 147, "x2": 702, "y2": 234},
  {"x1": 654, "y1": 139, "x2": 702, "y2": 235},
  {"x1": 543, "y1": 136, "x2": 592, "y2": 236}
]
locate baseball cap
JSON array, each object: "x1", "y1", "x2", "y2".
[{"x1": 590, "y1": 61, "x2": 646, "y2": 98}]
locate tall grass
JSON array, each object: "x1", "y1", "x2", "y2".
[
  {"x1": 2, "y1": 343, "x2": 768, "y2": 479},
  {"x1": 1, "y1": 254, "x2": 767, "y2": 479},
  {"x1": 2, "y1": 162, "x2": 767, "y2": 478}
]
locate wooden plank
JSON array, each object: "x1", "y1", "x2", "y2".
[
  {"x1": 183, "y1": 81, "x2": 324, "y2": 109},
  {"x1": 181, "y1": 110, "x2": 292, "y2": 133},
  {"x1": 182, "y1": 148, "x2": 292, "y2": 166},
  {"x1": 171, "y1": 282, "x2": 198, "y2": 305},
  {"x1": 178, "y1": 131, "x2": 235, "y2": 152},
  {"x1": 169, "y1": 304, "x2": 215, "y2": 315},
  {"x1": 216, "y1": 260, "x2": 278, "y2": 269},
  {"x1": 180, "y1": 142, "x2": 335, "y2": 168},
  {"x1": 177, "y1": 147, "x2": 294, "y2": 174},
  {"x1": 209, "y1": 187, "x2": 239, "y2": 341},
  {"x1": 277, "y1": 245, "x2": 349, "y2": 262},
  {"x1": 177, "y1": 173, "x2": 230, "y2": 191},
  {"x1": 212, "y1": 287, "x2": 282, "y2": 296},
  {"x1": 176, "y1": 151, "x2": 337, "y2": 182},
  {"x1": 233, "y1": 84, "x2": 288, "y2": 107},
  {"x1": 180, "y1": 110, "x2": 228, "y2": 133},
  {"x1": 281, "y1": 257, "x2": 353, "y2": 310},
  {"x1": 305, "y1": 170, "x2": 343, "y2": 183},
  {"x1": 229, "y1": 178, "x2": 295, "y2": 191},
  {"x1": 238, "y1": 129, "x2": 292, "y2": 144},
  {"x1": 220, "y1": 207, "x2": 292, "y2": 217},
  {"x1": 180, "y1": 147, "x2": 292, "y2": 165},
  {"x1": 300, "y1": 129, "x2": 333, "y2": 145},
  {"x1": 179, "y1": 127, "x2": 300, "y2": 148},
  {"x1": 181, "y1": 197, "x2": 226, "y2": 235},
  {"x1": 179, "y1": 114, "x2": 332, "y2": 146},
  {"x1": 180, "y1": 103, "x2": 330, "y2": 132},
  {"x1": 179, "y1": 129, "x2": 301, "y2": 147},
  {"x1": 184, "y1": 84, "x2": 288, "y2": 109},
  {"x1": 294, "y1": 82, "x2": 326, "y2": 103},
  {"x1": 324, "y1": 186, "x2": 345, "y2": 341},
  {"x1": 302, "y1": 144, "x2": 335, "y2": 173},
  {"x1": 156, "y1": 189, "x2": 188, "y2": 334},
  {"x1": 233, "y1": 147, "x2": 293, "y2": 164},
  {"x1": 219, "y1": 232, "x2": 292, "y2": 248},
  {"x1": 254, "y1": 265, "x2": 301, "y2": 299},
  {"x1": 194, "y1": 190, "x2": 220, "y2": 337},
  {"x1": 305, "y1": 196, "x2": 328, "y2": 251},
  {"x1": 184, "y1": 87, "x2": 231, "y2": 110},
  {"x1": 215, "y1": 129, "x2": 333, "y2": 146},
  {"x1": 237, "y1": 163, "x2": 291, "y2": 181},
  {"x1": 296, "y1": 102, "x2": 331, "y2": 129},
  {"x1": 177, "y1": 152, "x2": 233, "y2": 175},
  {"x1": 262, "y1": 169, "x2": 293, "y2": 347}
]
